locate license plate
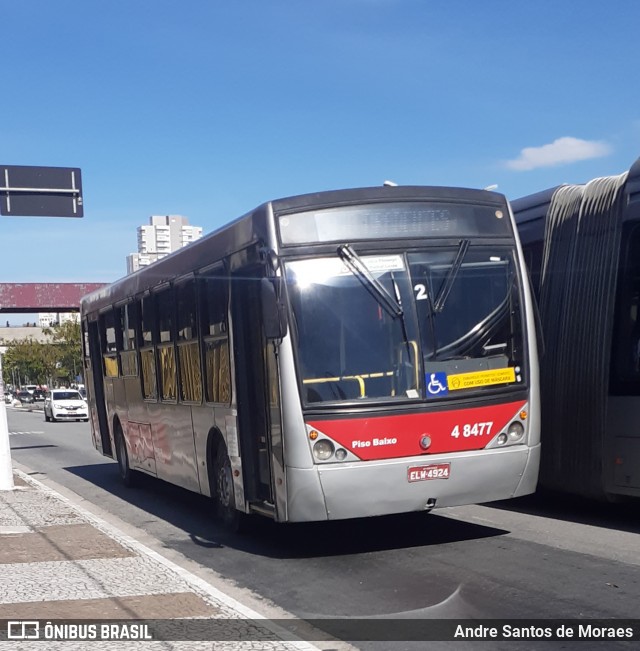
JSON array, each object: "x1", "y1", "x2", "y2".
[{"x1": 407, "y1": 463, "x2": 451, "y2": 482}]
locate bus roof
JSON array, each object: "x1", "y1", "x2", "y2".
[
  {"x1": 81, "y1": 184, "x2": 508, "y2": 314},
  {"x1": 269, "y1": 184, "x2": 507, "y2": 215}
]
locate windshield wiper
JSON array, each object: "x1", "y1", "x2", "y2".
[
  {"x1": 390, "y1": 271, "x2": 415, "y2": 363},
  {"x1": 433, "y1": 239, "x2": 470, "y2": 313},
  {"x1": 337, "y1": 244, "x2": 403, "y2": 318},
  {"x1": 337, "y1": 245, "x2": 415, "y2": 367},
  {"x1": 436, "y1": 294, "x2": 510, "y2": 358}
]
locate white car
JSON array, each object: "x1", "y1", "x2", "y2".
[{"x1": 44, "y1": 389, "x2": 89, "y2": 422}]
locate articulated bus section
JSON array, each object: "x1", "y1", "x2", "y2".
[{"x1": 513, "y1": 156, "x2": 640, "y2": 500}]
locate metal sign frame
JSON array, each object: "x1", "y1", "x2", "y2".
[{"x1": 0, "y1": 165, "x2": 83, "y2": 217}]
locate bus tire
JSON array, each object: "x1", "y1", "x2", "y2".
[
  {"x1": 114, "y1": 422, "x2": 137, "y2": 488},
  {"x1": 213, "y1": 444, "x2": 245, "y2": 532}
]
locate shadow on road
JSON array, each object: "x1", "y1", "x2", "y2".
[
  {"x1": 484, "y1": 490, "x2": 640, "y2": 535},
  {"x1": 65, "y1": 462, "x2": 509, "y2": 559}
]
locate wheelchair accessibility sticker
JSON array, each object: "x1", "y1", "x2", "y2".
[{"x1": 426, "y1": 372, "x2": 449, "y2": 398}]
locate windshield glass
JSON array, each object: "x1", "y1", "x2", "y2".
[
  {"x1": 286, "y1": 247, "x2": 526, "y2": 405},
  {"x1": 52, "y1": 391, "x2": 82, "y2": 401},
  {"x1": 286, "y1": 255, "x2": 420, "y2": 404},
  {"x1": 409, "y1": 247, "x2": 525, "y2": 396}
]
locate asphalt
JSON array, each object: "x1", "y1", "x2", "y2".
[{"x1": 0, "y1": 463, "x2": 344, "y2": 650}]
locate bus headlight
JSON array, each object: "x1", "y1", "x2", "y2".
[
  {"x1": 313, "y1": 439, "x2": 335, "y2": 461},
  {"x1": 335, "y1": 448, "x2": 347, "y2": 461},
  {"x1": 507, "y1": 421, "x2": 525, "y2": 442}
]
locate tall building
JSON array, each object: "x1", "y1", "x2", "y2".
[{"x1": 126, "y1": 215, "x2": 203, "y2": 273}]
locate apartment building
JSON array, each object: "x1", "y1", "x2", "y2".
[{"x1": 126, "y1": 215, "x2": 203, "y2": 273}]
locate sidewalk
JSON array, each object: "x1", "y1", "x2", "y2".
[{"x1": 0, "y1": 468, "x2": 335, "y2": 650}]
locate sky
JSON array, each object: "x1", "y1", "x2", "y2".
[{"x1": 1, "y1": 0, "x2": 639, "y2": 320}]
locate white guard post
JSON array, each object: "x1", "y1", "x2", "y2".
[{"x1": 0, "y1": 351, "x2": 15, "y2": 490}]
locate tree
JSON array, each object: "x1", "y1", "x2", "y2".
[
  {"x1": 1, "y1": 337, "x2": 58, "y2": 386},
  {"x1": 1, "y1": 318, "x2": 83, "y2": 388},
  {"x1": 43, "y1": 318, "x2": 83, "y2": 385}
]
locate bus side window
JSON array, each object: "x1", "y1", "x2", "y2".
[
  {"x1": 199, "y1": 270, "x2": 231, "y2": 404},
  {"x1": 82, "y1": 320, "x2": 90, "y2": 360},
  {"x1": 99, "y1": 308, "x2": 119, "y2": 378},
  {"x1": 140, "y1": 294, "x2": 158, "y2": 400},
  {"x1": 156, "y1": 287, "x2": 177, "y2": 402},
  {"x1": 176, "y1": 279, "x2": 202, "y2": 403},
  {"x1": 120, "y1": 302, "x2": 139, "y2": 377}
]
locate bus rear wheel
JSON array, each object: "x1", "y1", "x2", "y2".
[
  {"x1": 213, "y1": 444, "x2": 245, "y2": 532},
  {"x1": 114, "y1": 423, "x2": 136, "y2": 488}
]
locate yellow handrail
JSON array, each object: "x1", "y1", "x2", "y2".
[{"x1": 303, "y1": 371, "x2": 395, "y2": 398}]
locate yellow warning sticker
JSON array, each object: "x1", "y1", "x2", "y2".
[{"x1": 447, "y1": 367, "x2": 516, "y2": 391}]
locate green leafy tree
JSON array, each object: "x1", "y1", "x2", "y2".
[
  {"x1": 43, "y1": 318, "x2": 83, "y2": 385},
  {"x1": 2, "y1": 337, "x2": 58, "y2": 386}
]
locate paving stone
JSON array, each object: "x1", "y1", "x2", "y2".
[
  {"x1": 0, "y1": 524, "x2": 136, "y2": 564},
  {"x1": 0, "y1": 487, "x2": 84, "y2": 528},
  {"x1": 0, "y1": 471, "x2": 319, "y2": 651},
  {"x1": 0, "y1": 591, "x2": 219, "y2": 619},
  {"x1": 0, "y1": 556, "x2": 207, "y2": 604}
]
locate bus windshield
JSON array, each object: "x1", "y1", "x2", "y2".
[
  {"x1": 286, "y1": 247, "x2": 525, "y2": 405},
  {"x1": 286, "y1": 254, "x2": 420, "y2": 403}
]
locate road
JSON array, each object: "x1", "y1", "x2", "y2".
[{"x1": 6, "y1": 405, "x2": 640, "y2": 649}]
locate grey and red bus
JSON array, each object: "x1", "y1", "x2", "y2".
[{"x1": 82, "y1": 184, "x2": 540, "y2": 526}]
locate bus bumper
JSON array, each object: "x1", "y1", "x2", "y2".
[{"x1": 286, "y1": 444, "x2": 540, "y2": 522}]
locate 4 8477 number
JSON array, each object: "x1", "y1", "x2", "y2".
[{"x1": 450, "y1": 421, "x2": 493, "y2": 438}]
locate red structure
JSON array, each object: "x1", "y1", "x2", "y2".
[{"x1": 0, "y1": 283, "x2": 107, "y2": 313}]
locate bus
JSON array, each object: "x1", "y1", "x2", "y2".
[
  {"x1": 81, "y1": 184, "x2": 541, "y2": 527},
  {"x1": 512, "y1": 156, "x2": 640, "y2": 500}
]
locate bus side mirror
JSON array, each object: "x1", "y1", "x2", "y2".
[{"x1": 261, "y1": 277, "x2": 288, "y2": 341}]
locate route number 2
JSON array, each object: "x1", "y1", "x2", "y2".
[{"x1": 414, "y1": 284, "x2": 428, "y2": 300}]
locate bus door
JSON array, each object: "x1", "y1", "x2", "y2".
[
  {"x1": 86, "y1": 319, "x2": 112, "y2": 456},
  {"x1": 231, "y1": 263, "x2": 275, "y2": 505}
]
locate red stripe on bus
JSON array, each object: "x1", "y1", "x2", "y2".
[{"x1": 307, "y1": 400, "x2": 527, "y2": 460}]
